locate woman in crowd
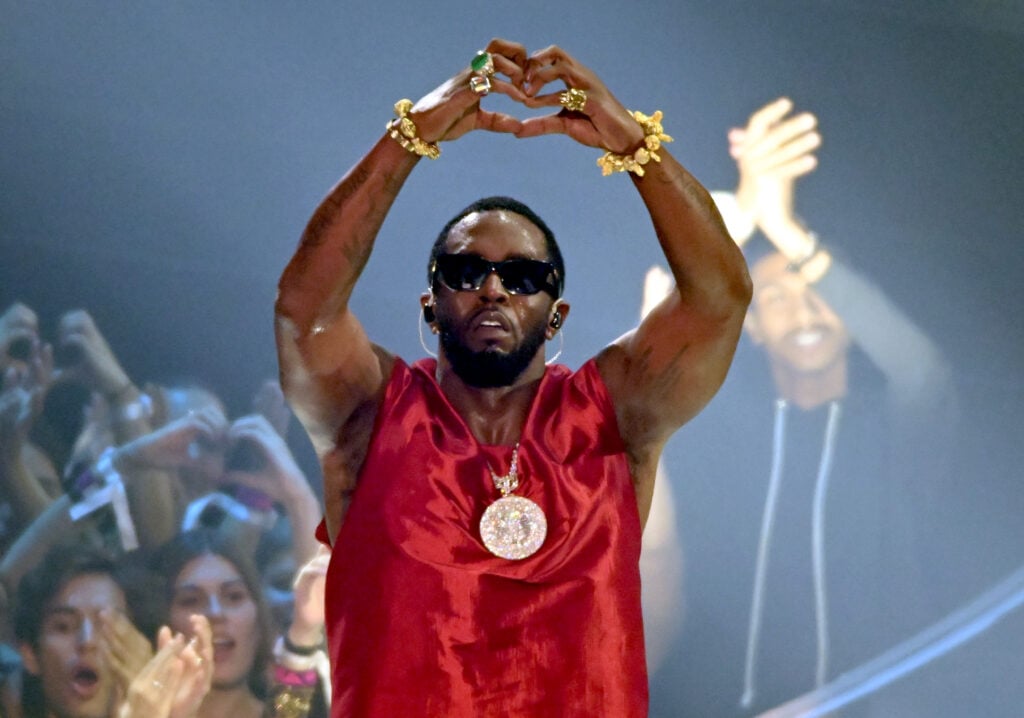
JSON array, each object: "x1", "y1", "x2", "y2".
[{"x1": 146, "y1": 529, "x2": 324, "y2": 718}]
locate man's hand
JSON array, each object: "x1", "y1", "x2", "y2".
[
  {"x1": 406, "y1": 38, "x2": 530, "y2": 144},
  {"x1": 99, "y1": 608, "x2": 155, "y2": 699},
  {"x1": 513, "y1": 44, "x2": 645, "y2": 154},
  {"x1": 730, "y1": 97, "x2": 820, "y2": 243}
]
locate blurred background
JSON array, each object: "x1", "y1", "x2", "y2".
[{"x1": 3, "y1": 1, "x2": 1022, "y2": 715}]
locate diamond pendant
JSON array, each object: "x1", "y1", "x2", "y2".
[
  {"x1": 480, "y1": 495, "x2": 547, "y2": 560},
  {"x1": 480, "y1": 442, "x2": 547, "y2": 560}
]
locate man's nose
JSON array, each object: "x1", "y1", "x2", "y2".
[
  {"x1": 478, "y1": 271, "x2": 509, "y2": 301},
  {"x1": 793, "y1": 292, "x2": 817, "y2": 325},
  {"x1": 77, "y1": 616, "x2": 97, "y2": 646}
]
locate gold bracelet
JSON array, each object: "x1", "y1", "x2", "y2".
[
  {"x1": 272, "y1": 689, "x2": 312, "y2": 718},
  {"x1": 597, "y1": 110, "x2": 673, "y2": 177},
  {"x1": 386, "y1": 99, "x2": 440, "y2": 160}
]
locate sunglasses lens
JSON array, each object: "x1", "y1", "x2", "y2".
[
  {"x1": 436, "y1": 255, "x2": 489, "y2": 291},
  {"x1": 497, "y1": 261, "x2": 551, "y2": 295}
]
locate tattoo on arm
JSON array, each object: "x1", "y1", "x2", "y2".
[{"x1": 299, "y1": 164, "x2": 373, "y2": 249}]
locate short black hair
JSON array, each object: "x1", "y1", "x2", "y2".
[{"x1": 427, "y1": 196, "x2": 565, "y2": 297}]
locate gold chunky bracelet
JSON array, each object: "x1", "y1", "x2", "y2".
[
  {"x1": 597, "y1": 110, "x2": 673, "y2": 177},
  {"x1": 386, "y1": 99, "x2": 440, "y2": 160},
  {"x1": 272, "y1": 689, "x2": 312, "y2": 718}
]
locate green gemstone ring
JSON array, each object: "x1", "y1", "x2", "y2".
[{"x1": 470, "y1": 50, "x2": 495, "y2": 76}]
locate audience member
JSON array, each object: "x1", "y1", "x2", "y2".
[
  {"x1": 649, "y1": 97, "x2": 958, "y2": 716},
  {"x1": 144, "y1": 529, "x2": 323, "y2": 718},
  {"x1": 14, "y1": 545, "x2": 151, "y2": 718}
]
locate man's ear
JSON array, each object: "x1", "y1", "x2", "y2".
[
  {"x1": 420, "y1": 292, "x2": 436, "y2": 325},
  {"x1": 546, "y1": 300, "x2": 570, "y2": 339},
  {"x1": 19, "y1": 642, "x2": 40, "y2": 676}
]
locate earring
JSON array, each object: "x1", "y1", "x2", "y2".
[
  {"x1": 549, "y1": 299, "x2": 565, "y2": 330},
  {"x1": 546, "y1": 326, "x2": 564, "y2": 366},
  {"x1": 417, "y1": 306, "x2": 438, "y2": 358}
]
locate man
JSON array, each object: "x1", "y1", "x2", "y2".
[
  {"x1": 14, "y1": 547, "x2": 145, "y2": 718},
  {"x1": 650, "y1": 98, "x2": 958, "y2": 716},
  {"x1": 275, "y1": 40, "x2": 750, "y2": 716}
]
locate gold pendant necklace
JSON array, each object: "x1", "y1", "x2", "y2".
[{"x1": 479, "y1": 442, "x2": 547, "y2": 560}]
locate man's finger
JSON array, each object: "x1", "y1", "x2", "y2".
[
  {"x1": 515, "y1": 114, "x2": 567, "y2": 139},
  {"x1": 476, "y1": 110, "x2": 523, "y2": 134}
]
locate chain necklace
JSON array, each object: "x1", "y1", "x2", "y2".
[{"x1": 479, "y1": 442, "x2": 547, "y2": 560}]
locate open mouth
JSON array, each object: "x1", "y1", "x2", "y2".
[
  {"x1": 793, "y1": 329, "x2": 825, "y2": 347},
  {"x1": 70, "y1": 666, "x2": 99, "y2": 698},
  {"x1": 471, "y1": 310, "x2": 511, "y2": 333},
  {"x1": 212, "y1": 636, "x2": 235, "y2": 663}
]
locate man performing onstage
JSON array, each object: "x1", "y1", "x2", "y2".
[{"x1": 274, "y1": 39, "x2": 751, "y2": 717}]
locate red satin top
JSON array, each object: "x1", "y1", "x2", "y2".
[{"x1": 318, "y1": 358, "x2": 647, "y2": 717}]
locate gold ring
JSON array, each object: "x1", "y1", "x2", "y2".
[{"x1": 559, "y1": 88, "x2": 587, "y2": 112}]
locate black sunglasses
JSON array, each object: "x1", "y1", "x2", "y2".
[{"x1": 432, "y1": 254, "x2": 561, "y2": 297}]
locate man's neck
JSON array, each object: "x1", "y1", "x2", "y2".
[
  {"x1": 435, "y1": 352, "x2": 547, "y2": 446},
  {"x1": 769, "y1": 357, "x2": 848, "y2": 410}
]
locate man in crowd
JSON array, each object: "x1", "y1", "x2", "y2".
[
  {"x1": 14, "y1": 547, "x2": 141, "y2": 718},
  {"x1": 650, "y1": 97, "x2": 958, "y2": 716}
]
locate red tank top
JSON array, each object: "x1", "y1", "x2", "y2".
[{"x1": 319, "y1": 358, "x2": 647, "y2": 717}]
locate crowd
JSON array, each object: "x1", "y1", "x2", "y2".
[{"x1": 0, "y1": 301, "x2": 329, "y2": 718}]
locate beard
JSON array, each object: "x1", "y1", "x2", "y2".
[{"x1": 438, "y1": 314, "x2": 548, "y2": 388}]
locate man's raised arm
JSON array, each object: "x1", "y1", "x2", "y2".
[
  {"x1": 610, "y1": 147, "x2": 751, "y2": 520},
  {"x1": 275, "y1": 135, "x2": 419, "y2": 454},
  {"x1": 275, "y1": 42, "x2": 526, "y2": 535},
  {"x1": 514, "y1": 48, "x2": 751, "y2": 522},
  {"x1": 275, "y1": 43, "x2": 526, "y2": 445}
]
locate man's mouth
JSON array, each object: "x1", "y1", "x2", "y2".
[
  {"x1": 472, "y1": 310, "x2": 511, "y2": 332},
  {"x1": 70, "y1": 666, "x2": 100, "y2": 699},
  {"x1": 793, "y1": 328, "x2": 825, "y2": 347}
]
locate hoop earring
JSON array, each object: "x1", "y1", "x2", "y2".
[
  {"x1": 417, "y1": 307, "x2": 438, "y2": 358},
  {"x1": 546, "y1": 327, "x2": 564, "y2": 366}
]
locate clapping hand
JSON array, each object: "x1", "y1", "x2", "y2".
[
  {"x1": 116, "y1": 614, "x2": 213, "y2": 718},
  {"x1": 729, "y1": 97, "x2": 821, "y2": 239}
]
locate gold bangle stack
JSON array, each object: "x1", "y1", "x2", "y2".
[
  {"x1": 386, "y1": 99, "x2": 440, "y2": 160},
  {"x1": 597, "y1": 110, "x2": 673, "y2": 177}
]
